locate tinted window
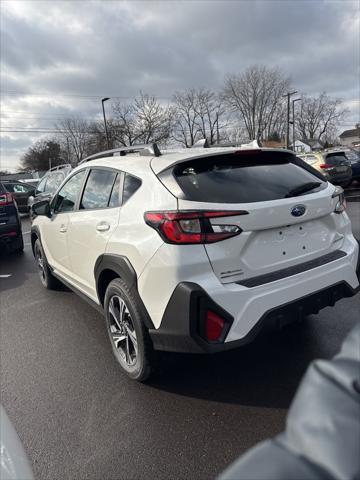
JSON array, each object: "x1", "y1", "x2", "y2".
[
  {"x1": 0, "y1": 183, "x2": 5, "y2": 194},
  {"x1": 45, "y1": 172, "x2": 64, "y2": 193},
  {"x1": 171, "y1": 152, "x2": 326, "y2": 203},
  {"x1": 54, "y1": 170, "x2": 86, "y2": 213},
  {"x1": 80, "y1": 169, "x2": 117, "y2": 210},
  {"x1": 35, "y1": 177, "x2": 47, "y2": 194},
  {"x1": 11, "y1": 183, "x2": 32, "y2": 193},
  {"x1": 108, "y1": 174, "x2": 121, "y2": 208},
  {"x1": 325, "y1": 153, "x2": 349, "y2": 166},
  {"x1": 123, "y1": 174, "x2": 141, "y2": 204}
]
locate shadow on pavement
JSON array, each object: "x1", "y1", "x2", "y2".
[{"x1": 148, "y1": 317, "x2": 330, "y2": 409}]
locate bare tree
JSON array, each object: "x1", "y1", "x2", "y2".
[
  {"x1": 54, "y1": 117, "x2": 91, "y2": 164},
  {"x1": 296, "y1": 93, "x2": 348, "y2": 141},
  {"x1": 112, "y1": 92, "x2": 173, "y2": 146},
  {"x1": 172, "y1": 89, "x2": 201, "y2": 147},
  {"x1": 223, "y1": 65, "x2": 290, "y2": 141}
]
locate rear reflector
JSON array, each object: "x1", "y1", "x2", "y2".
[
  {"x1": 205, "y1": 310, "x2": 225, "y2": 342},
  {"x1": 319, "y1": 164, "x2": 331, "y2": 169}
]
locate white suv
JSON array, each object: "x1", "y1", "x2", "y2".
[{"x1": 31, "y1": 144, "x2": 360, "y2": 381}]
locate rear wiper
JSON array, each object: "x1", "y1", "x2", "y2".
[{"x1": 285, "y1": 182, "x2": 321, "y2": 198}]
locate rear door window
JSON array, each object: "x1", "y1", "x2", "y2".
[
  {"x1": 168, "y1": 152, "x2": 326, "y2": 203},
  {"x1": 80, "y1": 169, "x2": 117, "y2": 210}
]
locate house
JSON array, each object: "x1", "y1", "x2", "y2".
[
  {"x1": 262, "y1": 140, "x2": 286, "y2": 148},
  {"x1": 291, "y1": 140, "x2": 312, "y2": 153},
  {"x1": 339, "y1": 124, "x2": 360, "y2": 147}
]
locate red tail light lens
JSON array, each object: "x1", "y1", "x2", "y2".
[
  {"x1": 320, "y1": 164, "x2": 331, "y2": 169},
  {"x1": 205, "y1": 311, "x2": 225, "y2": 341},
  {"x1": 144, "y1": 210, "x2": 247, "y2": 244},
  {"x1": 0, "y1": 193, "x2": 14, "y2": 206}
]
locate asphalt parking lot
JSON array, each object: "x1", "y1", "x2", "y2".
[{"x1": 1, "y1": 196, "x2": 359, "y2": 480}]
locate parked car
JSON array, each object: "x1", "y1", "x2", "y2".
[
  {"x1": 2, "y1": 181, "x2": 35, "y2": 214},
  {"x1": 0, "y1": 182, "x2": 23, "y2": 253},
  {"x1": 343, "y1": 148, "x2": 360, "y2": 182},
  {"x1": 28, "y1": 164, "x2": 72, "y2": 217},
  {"x1": 30, "y1": 145, "x2": 360, "y2": 381},
  {"x1": 298, "y1": 150, "x2": 352, "y2": 187}
]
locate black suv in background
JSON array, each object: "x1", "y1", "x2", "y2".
[
  {"x1": 28, "y1": 165, "x2": 72, "y2": 218},
  {"x1": 0, "y1": 182, "x2": 23, "y2": 253},
  {"x1": 2, "y1": 181, "x2": 35, "y2": 213}
]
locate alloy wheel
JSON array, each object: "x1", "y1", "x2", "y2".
[{"x1": 108, "y1": 295, "x2": 138, "y2": 366}]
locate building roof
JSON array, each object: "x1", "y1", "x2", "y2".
[{"x1": 339, "y1": 126, "x2": 360, "y2": 139}]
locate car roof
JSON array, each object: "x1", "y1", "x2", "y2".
[{"x1": 74, "y1": 146, "x2": 295, "y2": 176}]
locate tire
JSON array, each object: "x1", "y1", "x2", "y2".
[
  {"x1": 104, "y1": 278, "x2": 155, "y2": 382},
  {"x1": 11, "y1": 234, "x2": 24, "y2": 254},
  {"x1": 34, "y1": 239, "x2": 60, "y2": 290}
]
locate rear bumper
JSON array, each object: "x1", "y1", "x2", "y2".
[
  {"x1": 150, "y1": 279, "x2": 359, "y2": 353},
  {"x1": 150, "y1": 242, "x2": 360, "y2": 353},
  {"x1": 0, "y1": 224, "x2": 21, "y2": 244}
]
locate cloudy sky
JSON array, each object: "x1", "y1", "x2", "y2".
[{"x1": 1, "y1": 0, "x2": 359, "y2": 171}]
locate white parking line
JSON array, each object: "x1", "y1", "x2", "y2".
[{"x1": 0, "y1": 274, "x2": 12, "y2": 278}]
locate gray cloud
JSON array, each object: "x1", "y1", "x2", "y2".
[{"x1": 1, "y1": 0, "x2": 359, "y2": 170}]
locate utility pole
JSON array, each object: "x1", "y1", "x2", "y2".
[
  {"x1": 283, "y1": 91, "x2": 297, "y2": 149},
  {"x1": 291, "y1": 98, "x2": 301, "y2": 152},
  {"x1": 101, "y1": 97, "x2": 110, "y2": 149}
]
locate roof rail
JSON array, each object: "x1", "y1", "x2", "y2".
[
  {"x1": 49, "y1": 164, "x2": 72, "y2": 172},
  {"x1": 80, "y1": 143, "x2": 161, "y2": 164}
]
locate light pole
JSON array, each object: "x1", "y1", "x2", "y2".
[
  {"x1": 101, "y1": 97, "x2": 110, "y2": 149},
  {"x1": 291, "y1": 98, "x2": 301, "y2": 152},
  {"x1": 283, "y1": 91, "x2": 298, "y2": 149}
]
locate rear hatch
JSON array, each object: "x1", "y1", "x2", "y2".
[
  {"x1": 0, "y1": 183, "x2": 18, "y2": 232},
  {"x1": 156, "y1": 150, "x2": 342, "y2": 284},
  {"x1": 322, "y1": 152, "x2": 352, "y2": 182}
]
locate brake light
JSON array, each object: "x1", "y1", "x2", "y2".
[
  {"x1": 320, "y1": 164, "x2": 332, "y2": 169},
  {"x1": 205, "y1": 311, "x2": 225, "y2": 342},
  {"x1": 0, "y1": 193, "x2": 14, "y2": 206},
  {"x1": 144, "y1": 210, "x2": 247, "y2": 244}
]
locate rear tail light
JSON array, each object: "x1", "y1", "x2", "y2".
[
  {"x1": 205, "y1": 310, "x2": 225, "y2": 342},
  {"x1": 332, "y1": 186, "x2": 346, "y2": 213},
  {"x1": 320, "y1": 164, "x2": 332, "y2": 169},
  {"x1": 144, "y1": 210, "x2": 247, "y2": 244},
  {"x1": 0, "y1": 193, "x2": 14, "y2": 206}
]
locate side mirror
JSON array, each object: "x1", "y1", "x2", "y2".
[{"x1": 32, "y1": 199, "x2": 51, "y2": 218}]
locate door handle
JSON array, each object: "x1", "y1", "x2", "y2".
[
  {"x1": 96, "y1": 222, "x2": 110, "y2": 232},
  {"x1": 59, "y1": 224, "x2": 67, "y2": 233}
]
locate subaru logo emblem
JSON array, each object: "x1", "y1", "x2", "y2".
[{"x1": 291, "y1": 205, "x2": 306, "y2": 217}]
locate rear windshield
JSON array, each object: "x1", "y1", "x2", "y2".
[
  {"x1": 167, "y1": 152, "x2": 326, "y2": 203},
  {"x1": 325, "y1": 153, "x2": 349, "y2": 166},
  {"x1": 0, "y1": 183, "x2": 6, "y2": 194}
]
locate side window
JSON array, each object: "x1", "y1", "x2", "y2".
[
  {"x1": 80, "y1": 169, "x2": 117, "y2": 210},
  {"x1": 53, "y1": 170, "x2": 86, "y2": 214},
  {"x1": 4, "y1": 183, "x2": 15, "y2": 192},
  {"x1": 45, "y1": 172, "x2": 64, "y2": 193},
  {"x1": 122, "y1": 174, "x2": 141, "y2": 204},
  {"x1": 108, "y1": 174, "x2": 121, "y2": 208},
  {"x1": 35, "y1": 176, "x2": 47, "y2": 194},
  {"x1": 13, "y1": 183, "x2": 31, "y2": 193}
]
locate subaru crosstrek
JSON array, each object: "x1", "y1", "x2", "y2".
[{"x1": 31, "y1": 144, "x2": 360, "y2": 381}]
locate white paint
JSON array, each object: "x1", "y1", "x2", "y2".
[{"x1": 0, "y1": 274, "x2": 12, "y2": 278}]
